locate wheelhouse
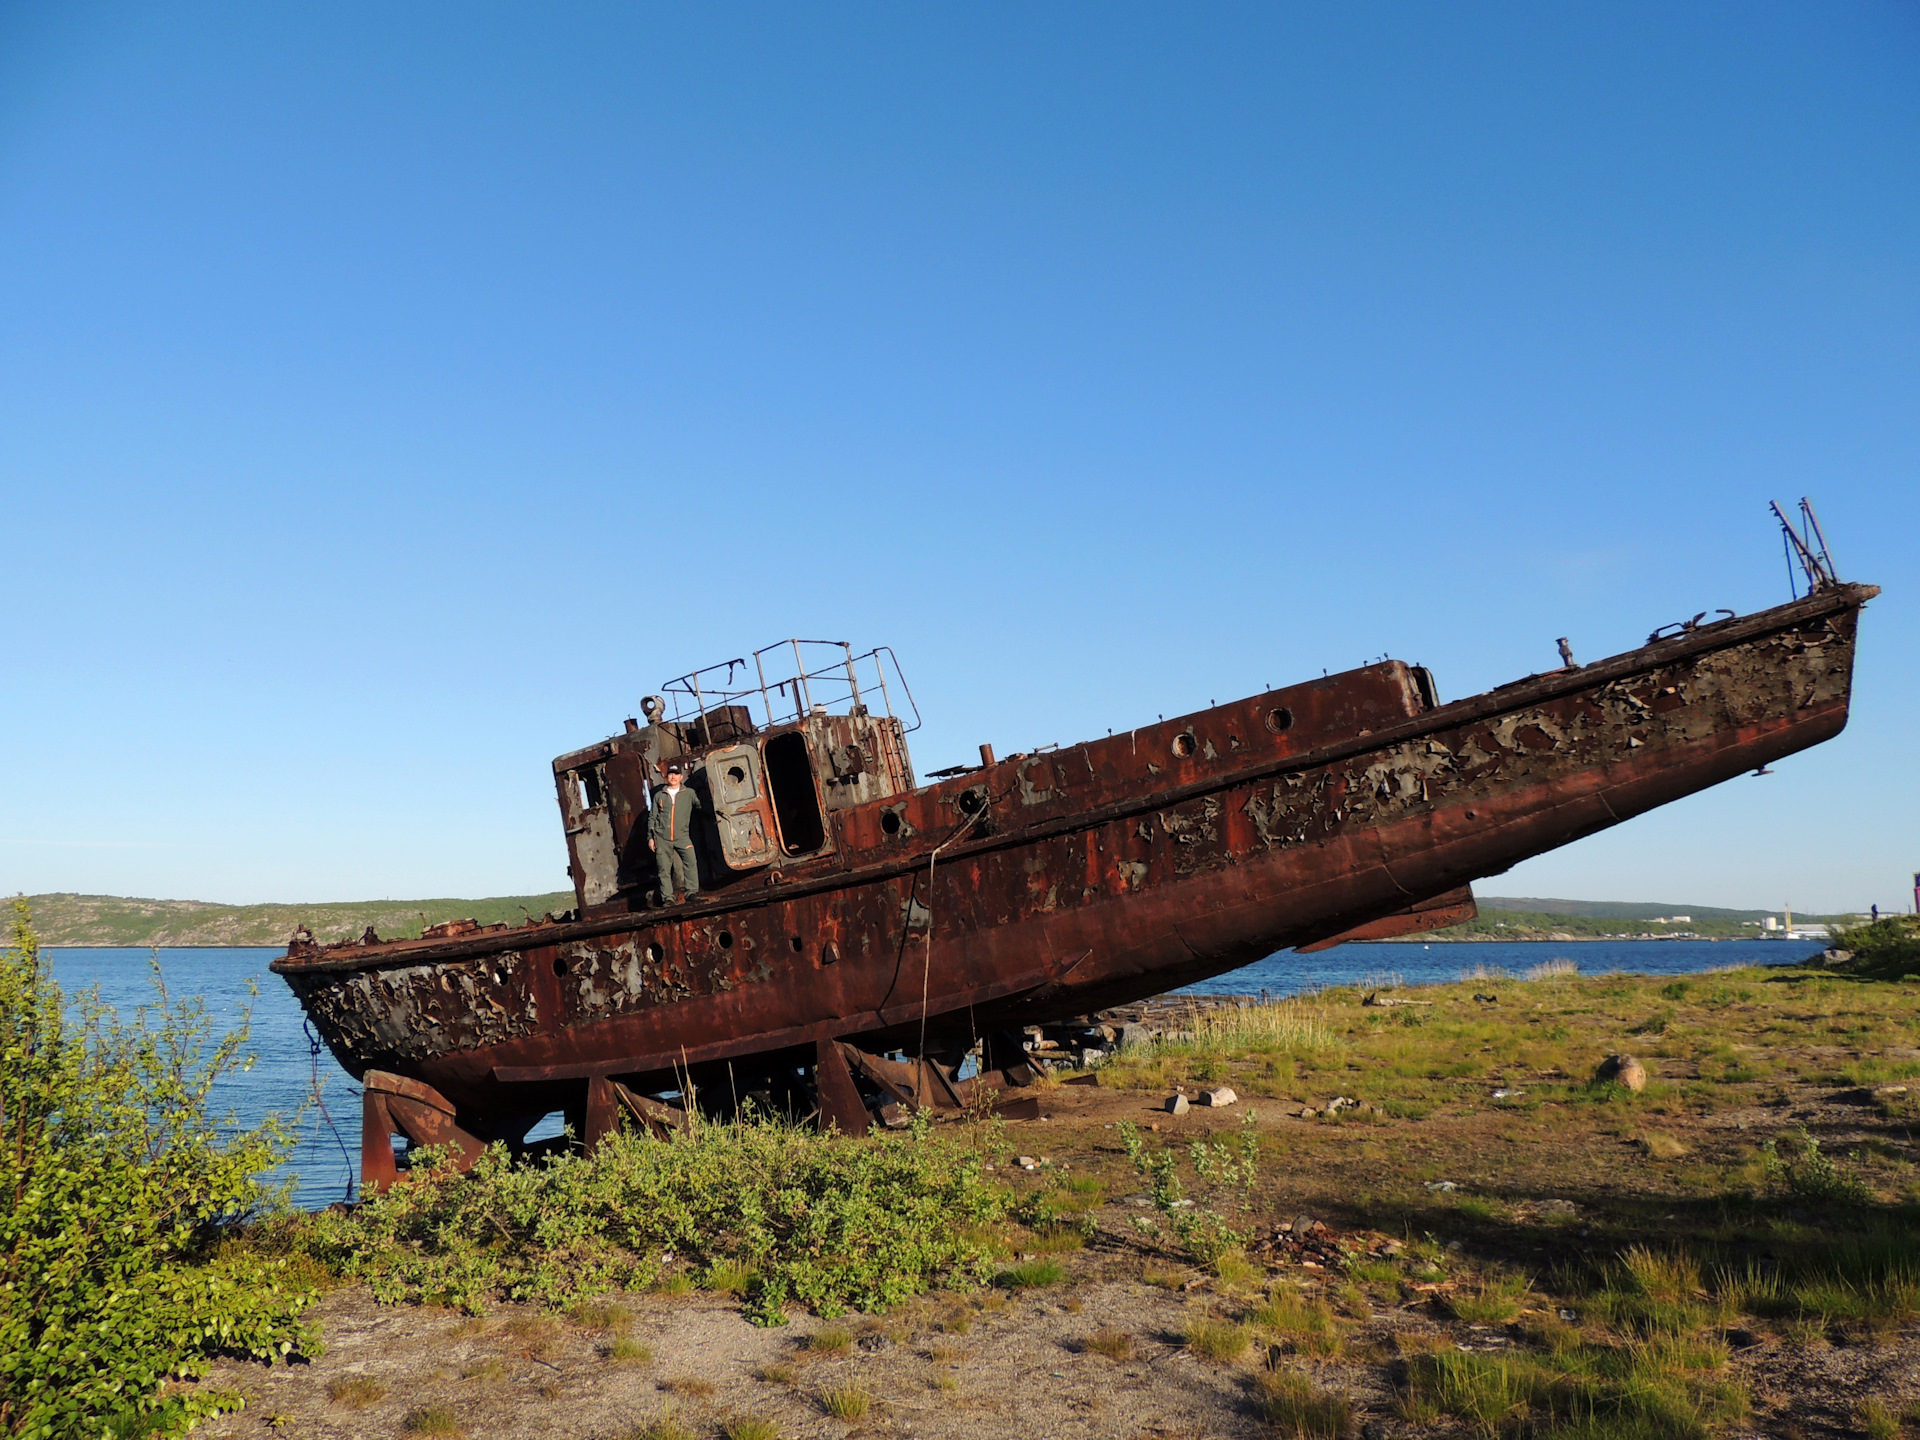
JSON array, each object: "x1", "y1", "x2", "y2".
[{"x1": 552, "y1": 641, "x2": 919, "y2": 913}]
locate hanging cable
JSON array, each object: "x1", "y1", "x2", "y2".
[
  {"x1": 914, "y1": 803, "x2": 987, "y2": 1107},
  {"x1": 304, "y1": 1019, "x2": 356, "y2": 1204}
]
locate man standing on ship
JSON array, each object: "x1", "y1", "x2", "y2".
[{"x1": 648, "y1": 761, "x2": 703, "y2": 905}]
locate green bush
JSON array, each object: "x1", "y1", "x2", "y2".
[
  {"x1": 1822, "y1": 917, "x2": 1920, "y2": 980},
  {"x1": 1760, "y1": 1129, "x2": 1872, "y2": 1205},
  {"x1": 1114, "y1": 1118, "x2": 1260, "y2": 1263},
  {"x1": 294, "y1": 1110, "x2": 1007, "y2": 1324},
  {"x1": 0, "y1": 900, "x2": 318, "y2": 1439}
]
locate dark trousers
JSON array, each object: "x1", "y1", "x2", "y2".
[{"x1": 655, "y1": 839, "x2": 699, "y2": 902}]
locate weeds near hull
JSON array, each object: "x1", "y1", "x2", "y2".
[{"x1": 293, "y1": 1114, "x2": 1008, "y2": 1323}]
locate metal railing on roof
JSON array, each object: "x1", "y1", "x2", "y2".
[{"x1": 658, "y1": 640, "x2": 921, "y2": 734}]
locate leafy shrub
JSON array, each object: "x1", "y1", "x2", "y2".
[
  {"x1": 1761, "y1": 1130, "x2": 1872, "y2": 1205},
  {"x1": 1116, "y1": 1118, "x2": 1260, "y2": 1262},
  {"x1": 1822, "y1": 917, "x2": 1920, "y2": 980},
  {"x1": 0, "y1": 901, "x2": 318, "y2": 1439},
  {"x1": 295, "y1": 1111, "x2": 1007, "y2": 1323}
]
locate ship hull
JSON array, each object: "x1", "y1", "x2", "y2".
[{"x1": 274, "y1": 584, "x2": 1875, "y2": 1133}]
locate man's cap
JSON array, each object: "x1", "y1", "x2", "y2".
[{"x1": 665, "y1": 760, "x2": 684, "y2": 774}]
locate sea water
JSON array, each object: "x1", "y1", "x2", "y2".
[{"x1": 49, "y1": 937, "x2": 1827, "y2": 1208}]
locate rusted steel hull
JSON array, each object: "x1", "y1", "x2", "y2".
[{"x1": 274, "y1": 584, "x2": 1875, "y2": 1145}]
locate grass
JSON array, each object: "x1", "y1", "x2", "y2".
[
  {"x1": 1402, "y1": 1339, "x2": 1746, "y2": 1440},
  {"x1": 401, "y1": 1406, "x2": 462, "y2": 1436},
  {"x1": 805, "y1": 1324, "x2": 854, "y2": 1356},
  {"x1": 622, "y1": 1416, "x2": 695, "y2": 1440},
  {"x1": 722, "y1": 1418, "x2": 781, "y2": 1440},
  {"x1": 1084, "y1": 1328, "x2": 1134, "y2": 1360},
  {"x1": 754, "y1": 1362, "x2": 796, "y2": 1383},
  {"x1": 662, "y1": 1376, "x2": 717, "y2": 1398},
  {"x1": 1215, "y1": 1251, "x2": 1263, "y2": 1287},
  {"x1": 1451, "y1": 1275, "x2": 1532, "y2": 1324},
  {"x1": 1184, "y1": 1317, "x2": 1252, "y2": 1363},
  {"x1": 1860, "y1": 1399, "x2": 1900, "y2": 1440},
  {"x1": 996, "y1": 1257, "x2": 1066, "y2": 1288},
  {"x1": 325, "y1": 1375, "x2": 387, "y2": 1408},
  {"x1": 459, "y1": 1358, "x2": 507, "y2": 1381},
  {"x1": 1255, "y1": 1370, "x2": 1356, "y2": 1440},
  {"x1": 1025, "y1": 1224, "x2": 1087, "y2": 1253},
  {"x1": 704, "y1": 1259, "x2": 758, "y2": 1294},
  {"x1": 820, "y1": 1384, "x2": 871, "y2": 1420},
  {"x1": 502, "y1": 1314, "x2": 560, "y2": 1357},
  {"x1": 571, "y1": 1299, "x2": 632, "y2": 1332},
  {"x1": 606, "y1": 1336, "x2": 653, "y2": 1364},
  {"x1": 1252, "y1": 1290, "x2": 1342, "y2": 1355}
]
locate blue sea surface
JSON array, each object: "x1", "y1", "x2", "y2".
[
  {"x1": 51, "y1": 936, "x2": 1827, "y2": 1207},
  {"x1": 1178, "y1": 937, "x2": 1828, "y2": 998}
]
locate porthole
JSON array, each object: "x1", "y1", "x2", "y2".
[
  {"x1": 880, "y1": 810, "x2": 903, "y2": 835},
  {"x1": 957, "y1": 788, "x2": 985, "y2": 815},
  {"x1": 727, "y1": 764, "x2": 746, "y2": 783},
  {"x1": 492, "y1": 970, "x2": 507, "y2": 987},
  {"x1": 790, "y1": 935, "x2": 804, "y2": 953},
  {"x1": 1171, "y1": 732, "x2": 1197, "y2": 759},
  {"x1": 552, "y1": 956, "x2": 568, "y2": 976},
  {"x1": 1265, "y1": 706, "x2": 1294, "y2": 734},
  {"x1": 717, "y1": 929, "x2": 734, "y2": 950},
  {"x1": 645, "y1": 941, "x2": 664, "y2": 962}
]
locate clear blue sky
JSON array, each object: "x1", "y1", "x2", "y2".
[{"x1": 3, "y1": 4, "x2": 1915, "y2": 914}]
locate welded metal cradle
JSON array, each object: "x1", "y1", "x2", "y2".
[{"x1": 272, "y1": 584, "x2": 1877, "y2": 1191}]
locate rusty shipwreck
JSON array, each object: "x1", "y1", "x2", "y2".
[{"x1": 274, "y1": 542, "x2": 1876, "y2": 1191}]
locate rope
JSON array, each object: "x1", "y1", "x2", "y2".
[
  {"x1": 304, "y1": 1020, "x2": 356, "y2": 1204},
  {"x1": 915, "y1": 805, "x2": 985, "y2": 1107}
]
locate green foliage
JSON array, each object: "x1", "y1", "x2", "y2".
[
  {"x1": 1115, "y1": 1118, "x2": 1260, "y2": 1263},
  {"x1": 294, "y1": 1111, "x2": 1007, "y2": 1324},
  {"x1": 0, "y1": 901, "x2": 318, "y2": 1440},
  {"x1": 1760, "y1": 1129, "x2": 1872, "y2": 1205},
  {"x1": 1824, "y1": 917, "x2": 1920, "y2": 980}
]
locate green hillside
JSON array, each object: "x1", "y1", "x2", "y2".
[
  {"x1": 18, "y1": 892, "x2": 576, "y2": 948},
  {"x1": 1430, "y1": 897, "x2": 1858, "y2": 942}
]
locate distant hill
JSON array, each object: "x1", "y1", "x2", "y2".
[
  {"x1": 1479, "y1": 897, "x2": 1779, "y2": 922},
  {"x1": 11, "y1": 889, "x2": 1862, "y2": 949},
  {"x1": 16, "y1": 892, "x2": 576, "y2": 948},
  {"x1": 1433, "y1": 896, "x2": 1857, "y2": 942}
]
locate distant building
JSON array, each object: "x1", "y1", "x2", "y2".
[{"x1": 1762, "y1": 916, "x2": 1779, "y2": 932}]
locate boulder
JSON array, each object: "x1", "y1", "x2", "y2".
[
  {"x1": 1200, "y1": 1086, "x2": 1238, "y2": 1108},
  {"x1": 1597, "y1": 1055, "x2": 1647, "y2": 1092},
  {"x1": 1118, "y1": 1022, "x2": 1151, "y2": 1051},
  {"x1": 1166, "y1": 1093, "x2": 1190, "y2": 1116}
]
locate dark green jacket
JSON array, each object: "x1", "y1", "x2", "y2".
[{"x1": 649, "y1": 783, "x2": 703, "y2": 844}]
